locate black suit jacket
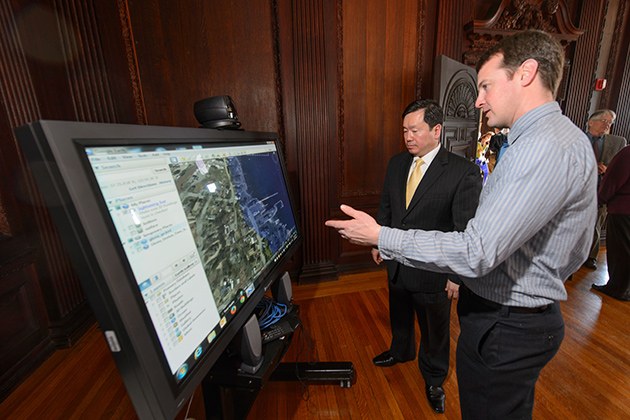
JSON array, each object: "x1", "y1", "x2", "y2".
[{"x1": 377, "y1": 147, "x2": 482, "y2": 293}]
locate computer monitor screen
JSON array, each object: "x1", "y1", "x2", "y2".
[{"x1": 15, "y1": 121, "x2": 302, "y2": 420}]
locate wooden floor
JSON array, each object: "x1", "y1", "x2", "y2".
[{"x1": 1, "y1": 249, "x2": 629, "y2": 420}]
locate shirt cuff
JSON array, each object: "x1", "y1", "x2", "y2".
[{"x1": 378, "y1": 226, "x2": 404, "y2": 261}]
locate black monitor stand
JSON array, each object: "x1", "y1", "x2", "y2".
[{"x1": 201, "y1": 275, "x2": 354, "y2": 420}]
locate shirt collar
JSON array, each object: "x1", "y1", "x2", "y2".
[
  {"x1": 507, "y1": 101, "x2": 562, "y2": 146},
  {"x1": 414, "y1": 143, "x2": 440, "y2": 167},
  {"x1": 587, "y1": 132, "x2": 603, "y2": 143}
]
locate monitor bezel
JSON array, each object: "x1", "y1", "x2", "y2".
[{"x1": 15, "y1": 120, "x2": 302, "y2": 420}]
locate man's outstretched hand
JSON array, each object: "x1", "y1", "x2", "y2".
[{"x1": 325, "y1": 205, "x2": 381, "y2": 247}]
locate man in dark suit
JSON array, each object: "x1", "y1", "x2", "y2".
[
  {"x1": 371, "y1": 99, "x2": 482, "y2": 414},
  {"x1": 584, "y1": 109, "x2": 627, "y2": 270}
]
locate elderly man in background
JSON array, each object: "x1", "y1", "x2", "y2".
[{"x1": 584, "y1": 110, "x2": 627, "y2": 270}]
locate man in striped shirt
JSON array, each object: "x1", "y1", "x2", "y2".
[{"x1": 326, "y1": 30, "x2": 597, "y2": 419}]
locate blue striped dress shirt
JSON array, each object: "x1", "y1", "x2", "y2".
[{"x1": 378, "y1": 101, "x2": 598, "y2": 307}]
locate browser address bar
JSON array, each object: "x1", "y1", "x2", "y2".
[{"x1": 92, "y1": 158, "x2": 168, "y2": 173}]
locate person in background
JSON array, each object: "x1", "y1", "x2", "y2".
[
  {"x1": 326, "y1": 30, "x2": 597, "y2": 420},
  {"x1": 592, "y1": 145, "x2": 630, "y2": 301},
  {"x1": 488, "y1": 128, "x2": 509, "y2": 168},
  {"x1": 371, "y1": 99, "x2": 481, "y2": 414},
  {"x1": 476, "y1": 131, "x2": 493, "y2": 184},
  {"x1": 583, "y1": 110, "x2": 627, "y2": 270}
]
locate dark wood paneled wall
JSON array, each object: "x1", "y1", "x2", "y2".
[
  {"x1": 123, "y1": 0, "x2": 280, "y2": 131},
  {"x1": 329, "y1": 0, "x2": 424, "y2": 275},
  {"x1": 601, "y1": 0, "x2": 630, "y2": 140},
  {"x1": 0, "y1": 0, "x2": 115, "y2": 400},
  {"x1": 283, "y1": 0, "x2": 338, "y2": 281},
  {"x1": 1, "y1": 0, "x2": 629, "y2": 402},
  {"x1": 435, "y1": 0, "x2": 470, "y2": 60},
  {"x1": 563, "y1": 0, "x2": 609, "y2": 128},
  {"x1": 613, "y1": 28, "x2": 630, "y2": 140}
]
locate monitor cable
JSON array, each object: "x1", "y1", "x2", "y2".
[
  {"x1": 256, "y1": 295, "x2": 287, "y2": 329},
  {"x1": 292, "y1": 312, "x2": 319, "y2": 403}
]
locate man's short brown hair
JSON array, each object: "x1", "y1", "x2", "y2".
[{"x1": 476, "y1": 30, "x2": 565, "y2": 98}]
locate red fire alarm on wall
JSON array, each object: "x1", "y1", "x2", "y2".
[{"x1": 595, "y1": 79, "x2": 607, "y2": 91}]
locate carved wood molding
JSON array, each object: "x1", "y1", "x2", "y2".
[
  {"x1": 463, "y1": 0, "x2": 584, "y2": 67},
  {"x1": 116, "y1": 0, "x2": 147, "y2": 125},
  {"x1": 336, "y1": 0, "x2": 349, "y2": 196},
  {"x1": 444, "y1": 80, "x2": 478, "y2": 120},
  {"x1": 270, "y1": 0, "x2": 287, "y2": 160},
  {"x1": 416, "y1": 0, "x2": 425, "y2": 107}
]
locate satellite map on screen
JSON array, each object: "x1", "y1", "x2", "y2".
[{"x1": 169, "y1": 152, "x2": 296, "y2": 312}]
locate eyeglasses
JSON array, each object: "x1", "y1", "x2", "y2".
[{"x1": 596, "y1": 119, "x2": 614, "y2": 124}]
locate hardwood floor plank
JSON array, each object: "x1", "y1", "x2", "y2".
[
  {"x1": 346, "y1": 297, "x2": 404, "y2": 419},
  {"x1": 2, "y1": 248, "x2": 629, "y2": 420},
  {"x1": 322, "y1": 297, "x2": 356, "y2": 419},
  {"x1": 329, "y1": 300, "x2": 381, "y2": 420}
]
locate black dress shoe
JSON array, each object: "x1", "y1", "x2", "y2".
[
  {"x1": 426, "y1": 385, "x2": 445, "y2": 413},
  {"x1": 592, "y1": 283, "x2": 606, "y2": 293},
  {"x1": 584, "y1": 258, "x2": 597, "y2": 270},
  {"x1": 372, "y1": 351, "x2": 412, "y2": 367},
  {"x1": 592, "y1": 284, "x2": 630, "y2": 301}
]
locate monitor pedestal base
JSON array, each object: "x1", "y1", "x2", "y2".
[{"x1": 201, "y1": 305, "x2": 354, "y2": 420}]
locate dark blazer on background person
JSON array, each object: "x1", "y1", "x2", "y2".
[{"x1": 377, "y1": 146, "x2": 482, "y2": 293}]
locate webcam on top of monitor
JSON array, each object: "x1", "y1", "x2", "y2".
[{"x1": 194, "y1": 95, "x2": 242, "y2": 129}]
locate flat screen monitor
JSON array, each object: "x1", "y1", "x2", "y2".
[{"x1": 15, "y1": 120, "x2": 302, "y2": 420}]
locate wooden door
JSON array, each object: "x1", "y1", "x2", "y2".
[{"x1": 433, "y1": 55, "x2": 479, "y2": 159}]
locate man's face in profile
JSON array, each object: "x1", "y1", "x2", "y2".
[{"x1": 476, "y1": 54, "x2": 520, "y2": 129}]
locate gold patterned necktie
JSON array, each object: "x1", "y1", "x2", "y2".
[{"x1": 405, "y1": 158, "x2": 424, "y2": 208}]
